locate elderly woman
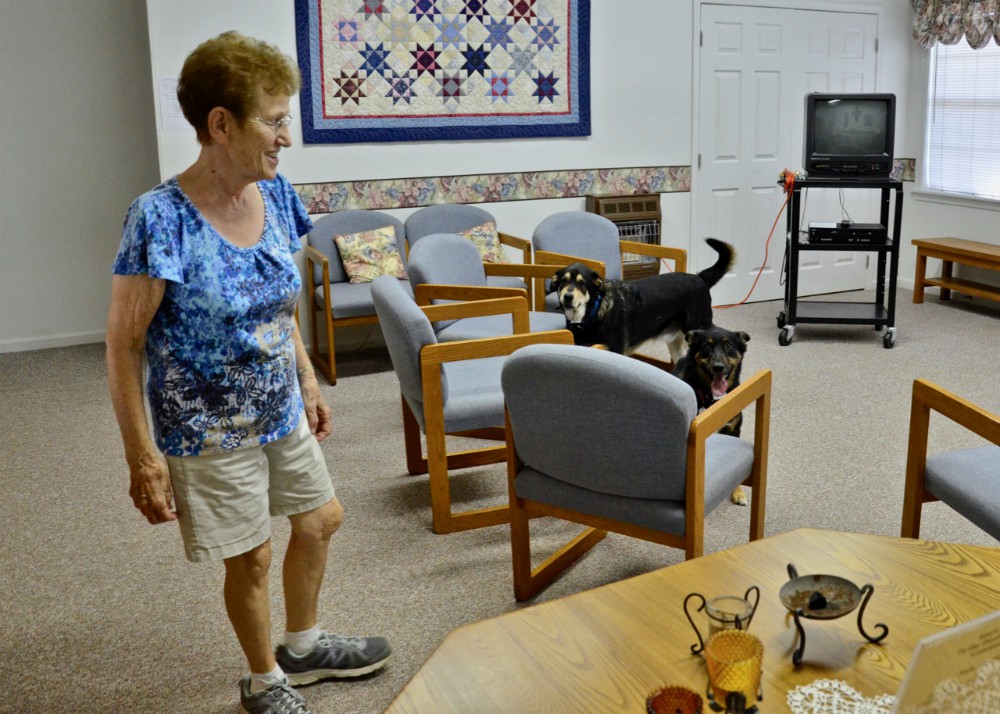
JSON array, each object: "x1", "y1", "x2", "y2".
[{"x1": 106, "y1": 31, "x2": 390, "y2": 714}]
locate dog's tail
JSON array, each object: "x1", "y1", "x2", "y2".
[{"x1": 697, "y1": 238, "x2": 735, "y2": 288}]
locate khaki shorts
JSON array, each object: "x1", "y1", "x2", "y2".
[{"x1": 166, "y1": 415, "x2": 335, "y2": 563}]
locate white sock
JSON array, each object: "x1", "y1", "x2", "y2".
[
  {"x1": 284, "y1": 624, "x2": 321, "y2": 656},
  {"x1": 249, "y1": 664, "x2": 287, "y2": 694}
]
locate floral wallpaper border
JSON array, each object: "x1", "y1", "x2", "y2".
[
  {"x1": 295, "y1": 166, "x2": 689, "y2": 214},
  {"x1": 295, "y1": 160, "x2": 914, "y2": 214}
]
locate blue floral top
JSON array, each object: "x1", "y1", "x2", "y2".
[{"x1": 113, "y1": 175, "x2": 313, "y2": 456}]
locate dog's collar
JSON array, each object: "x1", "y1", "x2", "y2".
[
  {"x1": 695, "y1": 385, "x2": 719, "y2": 405},
  {"x1": 581, "y1": 292, "x2": 603, "y2": 324}
]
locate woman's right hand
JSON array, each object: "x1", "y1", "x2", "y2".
[
  {"x1": 107, "y1": 274, "x2": 175, "y2": 526},
  {"x1": 128, "y1": 451, "x2": 178, "y2": 525}
]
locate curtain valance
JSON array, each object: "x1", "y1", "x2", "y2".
[{"x1": 912, "y1": 0, "x2": 999, "y2": 48}]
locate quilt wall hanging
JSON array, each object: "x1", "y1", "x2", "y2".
[{"x1": 294, "y1": 0, "x2": 590, "y2": 144}]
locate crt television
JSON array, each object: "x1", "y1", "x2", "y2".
[{"x1": 803, "y1": 93, "x2": 896, "y2": 177}]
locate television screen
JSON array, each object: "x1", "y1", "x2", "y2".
[
  {"x1": 804, "y1": 93, "x2": 895, "y2": 176},
  {"x1": 813, "y1": 98, "x2": 889, "y2": 156}
]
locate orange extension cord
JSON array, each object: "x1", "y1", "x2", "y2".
[{"x1": 711, "y1": 169, "x2": 796, "y2": 309}]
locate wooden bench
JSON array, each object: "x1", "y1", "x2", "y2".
[{"x1": 912, "y1": 237, "x2": 1000, "y2": 304}]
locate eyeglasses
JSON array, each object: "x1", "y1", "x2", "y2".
[{"x1": 253, "y1": 114, "x2": 294, "y2": 133}]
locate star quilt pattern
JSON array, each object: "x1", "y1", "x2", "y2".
[{"x1": 294, "y1": 0, "x2": 589, "y2": 143}]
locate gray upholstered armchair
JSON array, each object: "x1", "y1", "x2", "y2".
[
  {"x1": 532, "y1": 211, "x2": 687, "y2": 311},
  {"x1": 502, "y1": 344, "x2": 771, "y2": 600},
  {"x1": 371, "y1": 275, "x2": 574, "y2": 534},
  {"x1": 404, "y1": 204, "x2": 530, "y2": 257},
  {"x1": 901, "y1": 379, "x2": 1000, "y2": 541},
  {"x1": 406, "y1": 233, "x2": 567, "y2": 342},
  {"x1": 304, "y1": 209, "x2": 411, "y2": 384},
  {"x1": 404, "y1": 204, "x2": 530, "y2": 292}
]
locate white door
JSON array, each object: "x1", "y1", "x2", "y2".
[{"x1": 696, "y1": 4, "x2": 881, "y2": 305}]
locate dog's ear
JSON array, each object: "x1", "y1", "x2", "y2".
[
  {"x1": 548, "y1": 271, "x2": 563, "y2": 293},
  {"x1": 593, "y1": 276, "x2": 603, "y2": 291},
  {"x1": 738, "y1": 331, "x2": 750, "y2": 345},
  {"x1": 685, "y1": 330, "x2": 704, "y2": 346}
]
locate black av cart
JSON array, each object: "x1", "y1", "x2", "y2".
[{"x1": 777, "y1": 176, "x2": 903, "y2": 349}]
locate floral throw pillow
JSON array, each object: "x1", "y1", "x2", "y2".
[
  {"x1": 334, "y1": 225, "x2": 408, "y2": 284},
  {"x1": 461, "y1": 221, "x2": 510, "y2": 264}
]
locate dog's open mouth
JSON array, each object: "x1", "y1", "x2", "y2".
[{"x1": 711, "y1": 374, "x2": 729, "y2": 399}]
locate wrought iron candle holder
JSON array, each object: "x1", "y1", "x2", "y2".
[
  {"x1": 684, "y1": 586, "x2": 760, "y2": 655},
  {"x1": 779, "y1": 563, "x2": 888, "y2": 665}
]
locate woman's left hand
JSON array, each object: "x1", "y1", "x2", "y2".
[{"x1": 301, "y1": 374, "x2": 332, "y2": 441}]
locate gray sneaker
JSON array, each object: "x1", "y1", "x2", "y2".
[
  {"x1": 239, "y1": 676, "x2": 311, "y2": 714},
  {"x1": 276, "y1": 631, "x2": 392, "y2": 685}
]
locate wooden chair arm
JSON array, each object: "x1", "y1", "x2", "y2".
[
  {"x1": 498, "y1": 231, "x2": 531, "y2": 261},
  {"x1": 421, "y1": 329, "x2": 574, "y2": 367},
  {"x1": 304, "y1": 244, "x2": 328, "y2": 267},
  {"x1": 533, "y1": 249, "x2": 606, "y2": 275},
  {"x1": 902, "y1": 379, "x2": 1000, "y2": 538},
  {"x1": 911, "y1": 379, "x2": 1000, "y2": 445},
  {"x1": 303, "y1": 245, "x2": 330, "y2": 309},
  {"x1": 689, "y1": 369, "x2": 772, "y2": 440},
  {"x1": 486, "y1": 262, "x2": 572, "y2": 311},
  {"x1": 628, "y1": 353, "x2": 674, "y2": 372},
  {"x1": 619, "y1": 241, "x2": 687, "y2": 273},
  {"x1": 420, "y1": 295, "x2": 531, "y2": 334},
  {"x1": 414, "y1": 283, "x2": 527, "y2": 306},
  {"x1": 304, "y1": 244, "x2": 331, "y2": 286},
  {"x1": 484, "y1": 263, "x2": 568, "y2": 280}
]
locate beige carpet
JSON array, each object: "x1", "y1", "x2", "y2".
[{"x1": 1, "y1": 288, "x2": 998, "y2": 714}]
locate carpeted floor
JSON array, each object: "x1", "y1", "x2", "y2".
[{"x1": 1, "y1": 288, "x2": 998, "y2": 713}]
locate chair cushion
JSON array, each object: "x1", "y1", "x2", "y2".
[
  {"x1": 514, "y1": 433, "x2": 751, "y2": 535},
  {"x1": 925, "y1": 445, "x2": 1000, "y2": 540},
  {"x1": 487, "y1": 275, "x2": 528, "y2": 291},
  {"x1": 335, "y1": 225, "x2": 408, "y2": 283},
  {"x1": 440, "y1": 356, "x2": 507, "y2": 432},
  {"x1": 461, "y1": 222, "x2": 510, "y2": 263},
  {"x1": 434, "y1": 311, "x2": 567, "y2": 342},
  {"x1": 314, "y1": 279, "x2": 413, "y2": 319}
]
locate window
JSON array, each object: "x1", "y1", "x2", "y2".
[{"x1": 926, "y1": 42, "x2": 1000, "y2": 200}]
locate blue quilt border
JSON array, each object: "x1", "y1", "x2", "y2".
[{"x1": 294, "y1": 0, "x2": 590, "y2": 145}]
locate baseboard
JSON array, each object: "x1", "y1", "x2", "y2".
[{"x1": 0, "y1": 330, "x2": 105, "y2": 354}]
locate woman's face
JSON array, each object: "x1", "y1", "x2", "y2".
[{"x1": 231, "y1": 89, "x2": 293, "y2": 182}]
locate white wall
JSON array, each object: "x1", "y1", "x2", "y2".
[
  {"x1": 0, "y1": 0, "x2": 160, "y2": 352},
  {"x1": 148, "y1": 1, "x2": 693, "y2": 183}
]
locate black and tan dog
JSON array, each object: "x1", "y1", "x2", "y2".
[
  {"x1": 549, "y1": 238, "x2": 734, "y2": 363},
  {"x1": 673, "y1": 325, "x2": 751, "y2": 504}
]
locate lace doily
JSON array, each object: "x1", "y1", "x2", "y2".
[
  {"x1": 787, "y1": 679, "x2": 894, "y2": 714},
  {"x1": 788, "y1": 661, "x2": 1000, "y2": 713}
]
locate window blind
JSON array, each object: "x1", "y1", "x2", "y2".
[{"x1": 927, "y1": 42, "x2": 1000, "y2": 200}]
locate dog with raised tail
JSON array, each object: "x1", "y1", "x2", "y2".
[{"x1": 549, "y1": 238, "x2": 735, "y2": 364}]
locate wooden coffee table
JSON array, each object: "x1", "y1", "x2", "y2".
[{"x1": 386, "y1": 529, "x2": 1000, "y2": 713}]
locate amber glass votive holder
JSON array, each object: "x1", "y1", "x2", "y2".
[
  {"x1": 703, "y1": 630, "x2": 763, "y2": 712},
  {"x1": 646, "y1": 684, "x2": 703, "y2": 714}
]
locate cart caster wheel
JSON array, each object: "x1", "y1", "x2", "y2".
[
  {"x1": 883, "y1": 329, "x2": 896, "y2": 349},
  {"x1": 779, "y1": 326, "x2": 794, "y2": 346},
  {"x1": 777, "y1": 312, "x2": 786, "y2": 329}
]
